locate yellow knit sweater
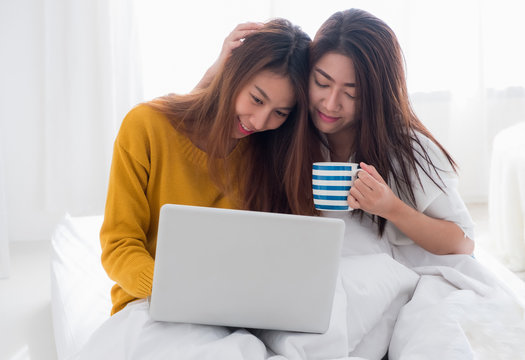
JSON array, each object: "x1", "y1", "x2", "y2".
[{"x1": 100, "y1": 104, "x2": 242, "y2": 315}]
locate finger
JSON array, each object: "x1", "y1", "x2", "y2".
[
  {"x1": 221, "y1": 34, "x2": 251, "y2": 57},
  {"x1": 355, "y1": 171, "x2": 377, "y2": 191},
  {"x1": 228, "y1": 39, "x2": 244, "y2": 50},
  {"x1": 347, "y1": 193, "x2": 361, "y2": 210},
  {"x1": 234, "y1": 22, "x2": 264, "y2": 31},
  {"x1": 352, "y1": 181, "x2": 373, "y2": 201},
  {"x1": 228, "y1": 29, "x2": 258, "y2": 41},
  {"x1": 360, "y1": 162, "x2": 386, "y2": 184},
  {"x1": 349, "y1": 186, "x2": 366, "y2": 204},
  {"x1": 228, "y1": 22, "x2": 264, "y2": 41}
]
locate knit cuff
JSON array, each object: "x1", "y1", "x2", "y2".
[{"x1": 136, "y1": 262, "x2": 154, "y2": 298}]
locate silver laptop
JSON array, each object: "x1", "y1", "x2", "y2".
[{"x1": 149, "y1": 204, "x2": 345, "y2": 333}]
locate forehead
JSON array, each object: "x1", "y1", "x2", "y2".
[
  {"x1": 314, "y1": 52, "x2": 356, "y2": 80},
  {"x1": 246, "y1": 69, "x2": 296, "y2": 106}
]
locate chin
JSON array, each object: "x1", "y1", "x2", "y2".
[{"x1": 314, "y1": 121, "x2": 335, "y2": 134}]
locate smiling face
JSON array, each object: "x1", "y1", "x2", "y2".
[
  {"x1": 309, "y1": 52, "x2": 357, "y2": 136},
  {"x1": 233, "y1": 70, "x2": 296, "y2": 139}
]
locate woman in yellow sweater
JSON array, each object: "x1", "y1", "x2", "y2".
[{"x1": 99, "y1": 18, "x2": 314, "y2": 318}]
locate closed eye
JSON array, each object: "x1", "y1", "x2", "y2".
[
  {"x1": 251, "y1": 94, "x2": 263, "y2": 104},
  {"x1": 276, "y1": 110, "x2": 289, "y2": 118},
  {"x1": 314, "y1": 79, "x2": 328, "y2": 88}
]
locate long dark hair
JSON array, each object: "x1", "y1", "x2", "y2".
[
  {"x1": 310, "y1": 9, "x2": 457, "y2": 234},
  {"x1": 149, "y1": 19, "x2": 314, "y2": 214}
]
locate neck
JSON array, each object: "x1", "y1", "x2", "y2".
[{"x1": 326, "y1": 129, "x2": 355, "y2": 162}]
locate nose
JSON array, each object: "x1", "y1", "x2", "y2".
[
  {"x1": 324, "y1": 89, "x2": 341, "y2": 112},
  {"x1": 250, "y1": 110, "x2": 272, "y2": 131}
]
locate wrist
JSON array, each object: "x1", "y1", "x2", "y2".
[{"x1": 383, "y1": 196, "x2": 409, "y2": 223}]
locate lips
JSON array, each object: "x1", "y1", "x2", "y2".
[
  {"x1": 317, "y1": 110, "x2": 339, "y2": 123},
  {"x1": 238, "y1": 118, "x2": 254, "y2": 136}
]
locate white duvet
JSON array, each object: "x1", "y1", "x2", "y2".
[
  {"x1": 52, "y1": 214, "x2": 525, "y2": 360},
  {"x1": 67, "y1": 248, "x2": 525, "y2": 360},
  {"x1": 53, "y1": 136, "x2": 525, "y2": 359}
]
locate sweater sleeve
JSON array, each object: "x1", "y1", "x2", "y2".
[{"x1": 100, "y1": 109, "x2": 155, "y2": 299}]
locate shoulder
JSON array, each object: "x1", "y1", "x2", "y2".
[
  {"x1": 117, "y1": 103, "x2": 176, "y2": 147},
  {"x1": 119, "y1": 103, "x2": 170, "y2": 135},
  {"x1": 114, "y1": 103, "x2": 179, "y2": 168},
  {"x1": 407, "y1": 132, "x2": 461, "y2": 211},
  {"x1": 411, "y1": 132, "x2": 454, "y2": 174},
  {"x1": 410, "y1": 134, "x2": 474, "y2": 237}
]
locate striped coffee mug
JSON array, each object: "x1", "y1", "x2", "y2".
[{"x1": 312, "y1": 162, "x2": 362, "y2": 211}]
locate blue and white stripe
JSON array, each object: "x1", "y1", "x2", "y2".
[{"x1": 312, "y1": 162, "x2": 359, "y2": 211}]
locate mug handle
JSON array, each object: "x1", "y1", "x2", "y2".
[{"x1": 348, "y1": 168, "x2": 364, "y2": 211}]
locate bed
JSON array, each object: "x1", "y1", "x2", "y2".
[
  {"x1": 51, "y1": 214, "x2": 525, "y2": 360},
  {"x1": 50, "y1": 214, "x2": 112, "y2": 360}
]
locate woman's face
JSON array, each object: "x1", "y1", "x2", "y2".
[
  {"x1": 233, "y1": 70, "x2": 296, "y2": 139},
  {"x1": 309, "y1": 52, "x2": 357, "y2": 135}
]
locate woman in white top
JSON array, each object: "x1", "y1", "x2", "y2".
[
  {"x1": 306, "y1": 9, "x2": 474, "y2": 257},
  {"x1": 200, "y1": 10, "x2": 484, "y2": 360},
  {"x1": 205, "y1": 10, "x2": 474, "y2": 258}
]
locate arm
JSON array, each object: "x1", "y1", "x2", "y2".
[
  {"x1": 349, "y1": 162, "x2": 474, "y2": 255},
  {"x1": 193, "y1": 22, "x2": 263, "y2": 91},
  {"x1": 100, "y1": 110, "x2": 155, "y2": 299}
]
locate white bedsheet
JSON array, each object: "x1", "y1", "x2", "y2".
[
  {"x1": 51, "y1": 214, "x2": 525, "y2": 360},
  {"x1": 50, "y1": 214, "x2": 112, "y2": 360}
]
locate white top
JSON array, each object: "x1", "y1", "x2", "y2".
[{"x1": 321, "y1": 132, "x2": 475, "y2": 263}]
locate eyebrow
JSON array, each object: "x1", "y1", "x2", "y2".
[
  {"x1": 254, "y1": 85, "x2": 294, "y2": 110},
  {"x1": 314, "y1": 67, "x2": 356, "y2": 87}
]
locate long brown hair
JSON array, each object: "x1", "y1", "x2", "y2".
[
  {"x1": 148, "y1": 19, "x2": 314, "y2": 214},
  {"x1": 310, "y1": 9, "x2": 458, "y2": 234}
]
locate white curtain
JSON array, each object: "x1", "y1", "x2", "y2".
[
  {"x1": 0, "y1": 143, "x2": 8, "y2": 278},
  {"x1": 0, "y1": 0, "x2": 142, "y2": 243},
  {"x1": 395, "y1": 0, "x2": 525, "y2": 202},
  {"x1": 43, "y1": 0, "x2": 143, "y2": 215},
  {"x1": 268, "y1": 0, "x2": 525, "y2": 202},
  {"x1": 134, "y1": 0, "x2": 273, "y2": 98},
  {"x1": 1, "y1": 0, "x2": 524, "y2": 244},
  {"x1": 136, "y1": 0, "x2": 525, "y2": 202}
]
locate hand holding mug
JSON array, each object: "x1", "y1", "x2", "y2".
[{"x1": 348, "y1": 162, "x2": 400, "y2": 219}]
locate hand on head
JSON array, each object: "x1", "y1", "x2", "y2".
[
  {"x1": 218, "y1": 22, "x2": 264, "y2": 67},
  {"x1": 194, "y1": 22, "x2": 263, "y2": 91}
]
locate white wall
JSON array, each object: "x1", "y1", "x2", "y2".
[{"x1": 411, "y1": 91, "x2": 525, "y2": 203}]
